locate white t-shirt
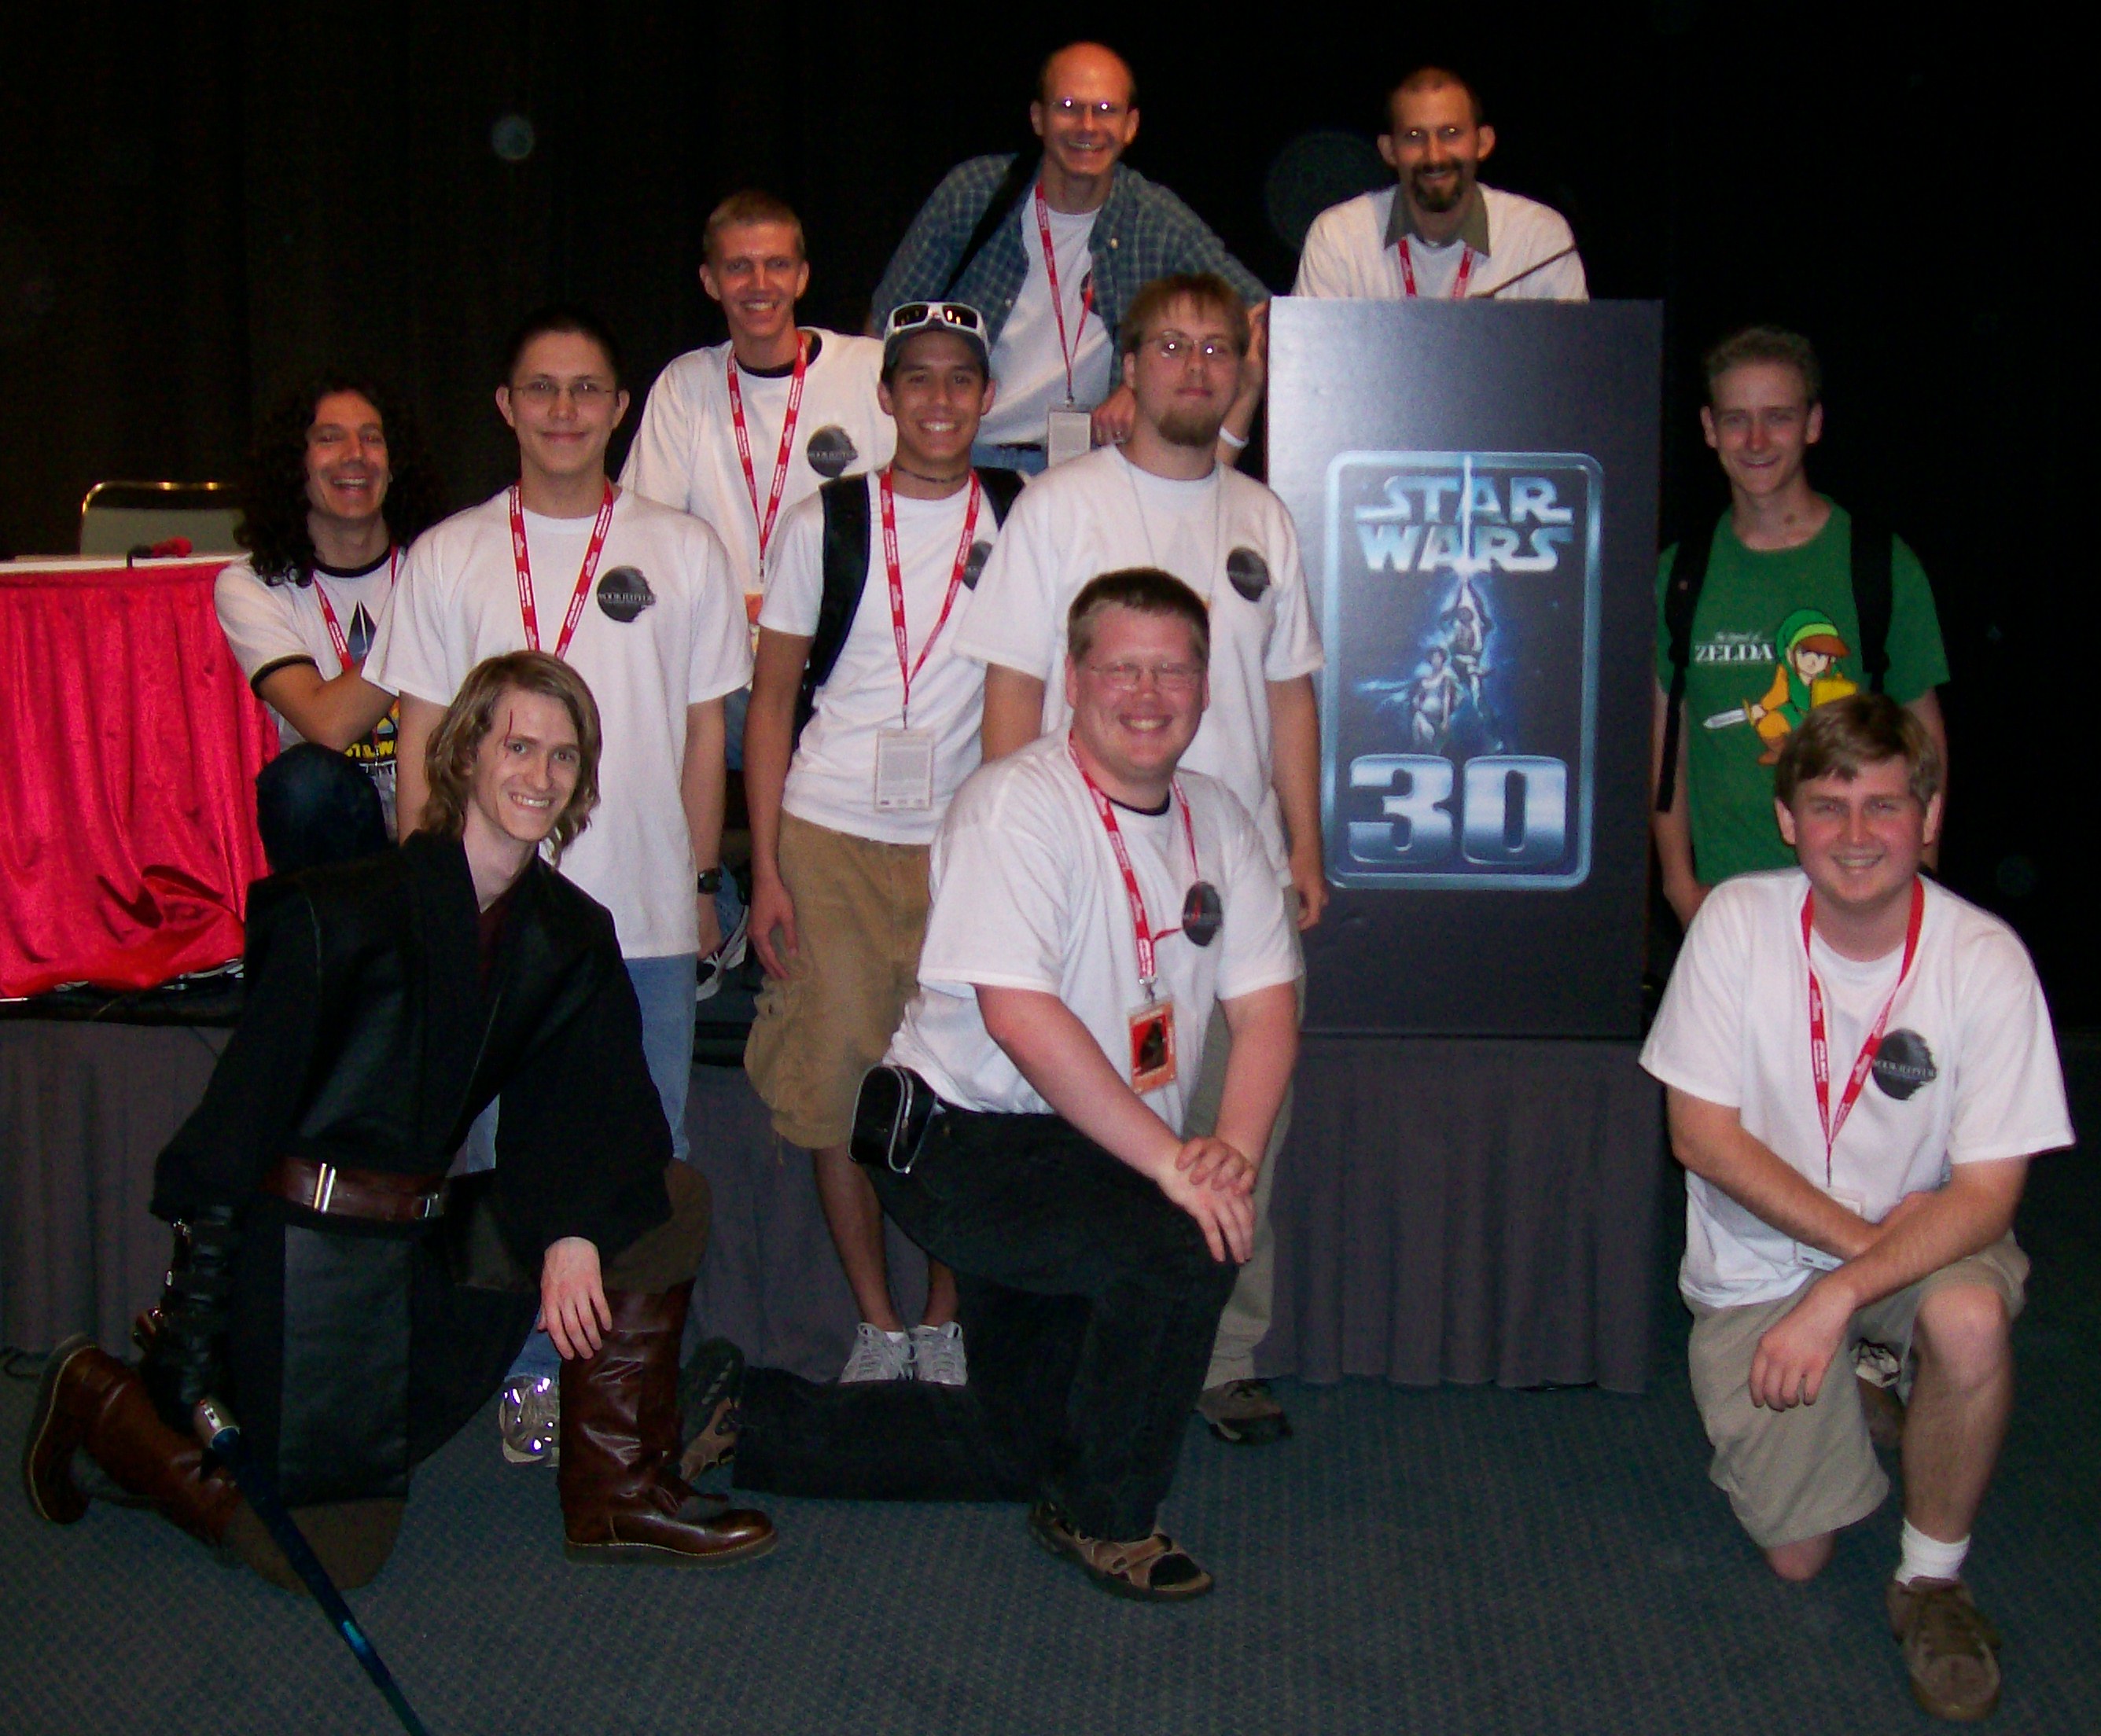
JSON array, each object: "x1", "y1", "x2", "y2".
[
  {"x1": 1293, "y1": 185, "x2": 1588, "y2": 302},
  {"x1": 759, "y1": 474, "x2": 1004, "y2": 845},
  {"x1": 215, "y1": 552, "x2": 402, "y2": 822},
  {"x1": 977, "y1": 190, "x2": 1115, "y2": 447},
  {"x1": 953, "y1": 445, "x2": 1325, "y2": 875},
  {"x1": 620, "y1": 330, "x2": 894, "y2": 608},
  {"x1": 1641, "y1": 870, "x2": 2073, "y2": 1309},
  {"x1": 364, "y1": 488, "x2": 752, "y2": 958},
  {"x1": 886, "y1": 733, "x2": 1299, "y2": 1129}
]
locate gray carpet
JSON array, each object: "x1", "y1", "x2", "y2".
[{"x1": 3, "y1": 1059, "x2": 2093, "y2": 1735}]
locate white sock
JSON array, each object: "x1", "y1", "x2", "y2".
[{"x1": 1897, "y1": 1518, "x2": 1970, "y2": 1586}]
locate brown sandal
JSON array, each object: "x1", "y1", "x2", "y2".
[{"x1": 1028, "y1": 1501, "x2": 1213, "y2": 1602}]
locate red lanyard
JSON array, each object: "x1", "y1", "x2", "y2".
[
  {"x1": 311, "y1": 547, "x2": 398, "y2": 668},
  {"x1": 727, "y1": 333, "x2": 808, "y2": 572},
  {"x1": 1067, "y1": 738, "x2": 1201, "y2": 992},
  {"x1": 508, "y1": 483, "x2": 616, "y2": 659},
  {"x1": 1802, "y1": 880, "x2": 1925, "y2": 1181},
  {"x1": 1034, "y1": 183, "x2": 1097, "y2": 405},
  {"x1": 878, "y1": 469, "x2": 981, "y2": 728},
  {"x1": 1396, "y1": 237, "x2": 1475, "y2": 300}
]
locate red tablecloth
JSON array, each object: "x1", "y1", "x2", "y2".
[{"x1": 0, "y1": 559, "x2": 277, "y2": 997}]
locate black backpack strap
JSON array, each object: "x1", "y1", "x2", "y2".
[
  {"x1": 939, "y1": 151, "x2": 1041, "y2": 299},
  {"x1": 1849, "y1": 507, "x2": 1893, "y2": 696},
  {"x1": 973, "y1": 465, "x2": 1026, "y2": 525},
  {"x1": 795, "y1": 477, "x2": 874, "y2": 742},
  {"x1": 1655, "y1": 518, "x2": 1716, "y2": 812}
]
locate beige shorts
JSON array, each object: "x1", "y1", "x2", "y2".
[
  {"x1": 1687, "y1": 1234, "x2": 2028, "y2": 1550},
  {"x1": 743, "y1": 813, "x2": 931, "y2": 1149}
]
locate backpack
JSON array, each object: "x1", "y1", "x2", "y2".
[
  {"x1": 793, "y1": 467, "x2": 1028, "y2": 741},
  {"x1": 1654, "y1": 509, "x2": 1893, "y2": 812}
]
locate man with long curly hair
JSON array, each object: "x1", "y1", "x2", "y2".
[{"x1": 215, "y1": 375, "x2": 446, "y2": 867}]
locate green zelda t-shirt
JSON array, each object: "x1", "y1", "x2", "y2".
[{"x1": 1653, "y1": 501, "x2": 1948, "y2": 884}]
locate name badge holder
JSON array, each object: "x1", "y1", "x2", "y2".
[
  {"x1": 1036, "y1": 183, "x2": 1097, "y2": 470},
  {"x1": 872, "y1": 470, "x2": 980, "y2": 812},
  {"x1": 1067, "y1": 739, "x2": 1209, "y2": 1093}
]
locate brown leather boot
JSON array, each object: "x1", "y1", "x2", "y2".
[
  {"x1": 21, "y1": 1335, "x2": 240, "y2": 1547},
  {"x1": 557, "y1": 1288, "x2": 774, "y2": 1566}
]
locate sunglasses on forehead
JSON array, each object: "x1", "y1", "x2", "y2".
[{"x1": 884, "y1": 302, "x2": 989, "y2": 344}]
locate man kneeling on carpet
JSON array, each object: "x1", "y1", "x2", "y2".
[
  {"x1": 683, "y1": 568, "x2": 1301, "y2": 1600},
  {"x1": 1640, "y1": 693, "x2": 2071, "y2": 1721},
  {"x1": 24, "y1": 651, "x2": 772, "y2": 1584}
]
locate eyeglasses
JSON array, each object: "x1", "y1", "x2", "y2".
[
  {"x1": 1139, "y1": 331, "x2": 1240, "y2": 364},
  {"x1": 884, "y1": 302, "x2": 989, "y2": 344},
  {"x1": 510, "y1": 378, "x2": 616, "y2": 406},
  {"x1": 1084, "y1": 660, "x2": 1205, "y2": 693},
  {"x1": 1046, "y1": 97, "x2": 1129, "y2": 122}
]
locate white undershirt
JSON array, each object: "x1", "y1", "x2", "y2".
[{"x1": 978, "y1": 194, "x2": 1114, "y2": 445}]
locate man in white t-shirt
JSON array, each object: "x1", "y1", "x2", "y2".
[
  {"x1": 692, "y1": 571, "x2": 1299, "y2": 1599},
  {"x1": 1294, "y1": 66, "x2": 1587, "y2": 303},
  {"x1": 868, "y1": 43, "x2": 1268, "y2": 473},
  {"x1": 366, "y1": 303, "x2": 749, "y2": 1180},
  {"x1": 959, "y1": 271, "x2": 1324, "y2": 1444},
  {"x1": 214, "y1": 374, "x2": 445, "y2": 866},
  {"x1": 1641, "y1": 694, "x2": 2072, "y2": 1723},
  {"x1": 742, "y1": 303, "x2": 1019, "y2": 1388}
]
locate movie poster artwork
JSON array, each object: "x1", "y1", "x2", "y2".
[{"x1": 1320, "y1": 451, "x2": 1601, "y2": 890}]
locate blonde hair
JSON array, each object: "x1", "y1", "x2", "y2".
[{"x1": 421, "y1": 652, "x2": 602, "y2": 862}]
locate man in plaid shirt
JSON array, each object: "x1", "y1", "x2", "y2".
[{"x1": 868, "y1": 42, "x2": 1268, "y2": 474}]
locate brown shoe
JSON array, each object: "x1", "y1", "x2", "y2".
[
  {"x1": 557, "y1": 1289, "x2": 773, "y2": 1566},
  {"x1": 1886, "y1": 1576, "x2": 2003, "y2": 1721},
  {"x1": 1028, "y1": 1501, "x2": 1213, "y2": 1602},
  {"x1": 1197, "y1": 1377, "x2": 1292, "y2": 1446},
  {"x1": 21, "y1": 1335, "x2": 238, "y2": 1547}
]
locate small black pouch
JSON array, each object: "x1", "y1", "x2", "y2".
[{"x1": 849, "y1": 1065, "x2": 943, "y2": 1174}]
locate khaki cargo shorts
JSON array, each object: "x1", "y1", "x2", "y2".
[{"x1": 1687, "y1": 1234, "x2": 2028, "y2": 1550}]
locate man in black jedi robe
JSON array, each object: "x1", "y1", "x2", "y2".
[{"x1": 24, "y1": 650, "x2": 772, "y2": 1583}]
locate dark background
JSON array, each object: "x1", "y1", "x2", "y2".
[{"x1": 2, "y1": 4, "x2": 2091, "y2": 1017}]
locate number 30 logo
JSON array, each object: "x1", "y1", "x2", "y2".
[{"x1": 1347, "y1": 754, "x2": 1569, "y2": 867}]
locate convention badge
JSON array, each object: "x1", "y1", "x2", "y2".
[
  {"x1": 1128, "y1": 997, "x2": 1178, "y2": 1092},
  {"x1": 1047, "y1": 407, "x2": 1092, "y2": 469},
  {"x1": 1795, "y1": 1186, "x2": 1866, "y2": 1272},
  {"x1": 874, "y1": 727, "x2": 936, "y2": 811},
  {"x1": 1181, "y1": 881, "x2": 1222, "y2": 947}
]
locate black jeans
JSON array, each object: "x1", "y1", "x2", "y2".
[{"x1": 732, "y1": 1107, "x2": 1236, "y2": 1540}]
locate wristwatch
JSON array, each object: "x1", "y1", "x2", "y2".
[{"x1": 696, "y1": 868, "x2": 723, "y2": 895}]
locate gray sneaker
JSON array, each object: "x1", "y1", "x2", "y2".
[
  {"x1": 909, "y1": 1322, "x2": 968, "y2": 1386},
  {"x1": 499, "y1": 1374, "x2": 560, "y2": 1466},
  {"x1": 1197, "y1": 1378, "x2": 1292, "y2": 1445},
  {"x1": 839, "y1": 1323, "x2": 913, "y2": 1383}
]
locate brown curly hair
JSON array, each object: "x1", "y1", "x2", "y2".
[
  {"x1": 235, "y1": 374, "x2": 446, "y2": 583},
  {"x1": 421, "y1": 653, "x2": 603, "y2": 863}
]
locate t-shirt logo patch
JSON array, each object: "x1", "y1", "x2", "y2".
[
  {"x1": 596, "y1": 566, "x2": 655, "y2": 623},
  {"x1": 962, "y1": 539, "x2": 994, "y2": 590},
  {"x1": 1872, "y1": 1028, "x2": 1937, "y2": 1101},
  {"x1": 804, "y1": 426, "x2": 859, "y2": 480},
  {"x1": 1227, "y1": 547, "x2": 1271, "y2": 601}
]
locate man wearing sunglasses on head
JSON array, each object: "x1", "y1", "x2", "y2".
[
  {"x1": 958, "y1": 271, "x2": 1323, "y2": 1448},
  {"x1": 691, "y1": 569, "x2": 1300, "y2": 1602},
  {"x1": 741, "y1": 303, "x2": 1025, "y2": 1391},
  {"x1": 869, "y1": 42, "x2": 1268, "y2": 473}
]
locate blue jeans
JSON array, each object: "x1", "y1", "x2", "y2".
[
  {"x1": 474, "y1": 952, "x2": 697, "y2": 1384},
  {"x1": 970, "y1": 441, "x2": 1050, "y2": 476}
]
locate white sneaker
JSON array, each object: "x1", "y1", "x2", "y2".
[
  {"x1": 499, "y1": 1374, "x2": 559, "y2": 1465},
  {"x1": 696, "y1": 910, "x2": 751, "y2": 1003},
  {"x1": 909, "y1": 1322, "x2": 968, "y2": 1387},
  {"x1": 838, "y1": 1322, "x2": 913, "y2": 1383}
]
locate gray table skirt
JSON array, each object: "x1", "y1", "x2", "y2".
[{"x1": 2, "y1": 1024, "x2": 1663, "y2": 1392}]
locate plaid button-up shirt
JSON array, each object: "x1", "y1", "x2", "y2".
[{"x1": 870, "y1": 154, "x2": 1268, "y2": 348}]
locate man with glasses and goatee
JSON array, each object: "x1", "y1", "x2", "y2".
[
  {"x1": 870, "y1": 42, "x2": 1268, "y2": 472},
  {"x1": 956, "y1": 272, "x2": 1324, "y2": 1450}
]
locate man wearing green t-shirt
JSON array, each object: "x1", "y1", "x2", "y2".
[{"x1": 1651, "y1": 326, "x2": 1949, "y2": 925}]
